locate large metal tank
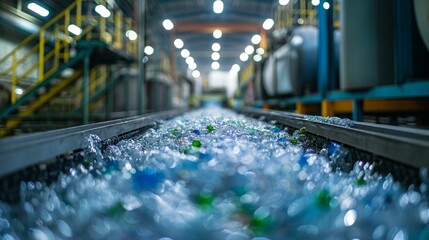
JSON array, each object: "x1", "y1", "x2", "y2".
[
  {"x1": 253, "y1": 60, "x2": 266, "y2": 101},
  {"x1": 274, "y1": 44, "x2": 293, "y2": 95},
  {"x1": 262, "y1": 44, "x2": 294, "y2": 97},
  {"x1": 262, "y1": 55, "x2": 276, "y2": 97},
  {"x1": 414, "y1": 0, "x2": 429, "y2": 52},
  {"x1": 288, "y1": 26, "x2": 318, "y2": 95},
  {"x1": 340, "y1": 0, "x2": 394, "y2": 90}
]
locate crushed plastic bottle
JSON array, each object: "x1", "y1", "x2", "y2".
[{"x1": 0, "y1": 107, "x2": 427, "y2": 239}]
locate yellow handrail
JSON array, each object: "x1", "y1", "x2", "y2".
[
  {"x1": 0, "y1": 0, "x2": 136, "y2": 106},
  {"x1": 274, "y1": 0, "x2": 340, "y2": 30}
]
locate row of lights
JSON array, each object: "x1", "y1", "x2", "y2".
[
  {"x1": 238, "y1": 35, "x2": 264, "y2": 63},
  {"x1": 27, "y1": 2, "x2": 140, "y2": 43},
  {"x1": 162, "y1": 0, "x2": 331, "y2": 76},
  {"x1": 279, "y1": 0, "x2": 329, "y2": 9},
  {"x1": 174, "y1": 39, "x2": 201, "y2": 78}
]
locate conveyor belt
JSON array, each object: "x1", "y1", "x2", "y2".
[
  {"x1": 1, "y1": 107, "x2": 428, "y2": 179},
  {"x1": 239, "y1": 107, "x2": 429, "y2": 169},
  {"x1": 0, "y1": 109, "x2": 187, "y2": 177}
]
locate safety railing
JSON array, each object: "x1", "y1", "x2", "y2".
[
  {"x1": 0, "y1": 0, "x2": 137, "y2": 108},
  {"x1": 73, "y1": 64, "x2": 108, "y2": 108},
  {"x1": 274, "y1": 0, "x2": 340, "y2": 30}
]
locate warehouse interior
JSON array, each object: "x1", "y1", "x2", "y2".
[
  {"x1": 0, "y1": 0, "x2": 429, "y2": 136},
  {"x1": 1, "y1": 0, "x2": 429, "y2": 239}
]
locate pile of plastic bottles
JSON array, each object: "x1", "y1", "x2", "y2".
[{"x1": 0, "y1": 107, "x2": 428, "y2": 239}]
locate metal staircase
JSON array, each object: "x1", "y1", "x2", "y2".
[{"x1": 0, "y1": 0, "x2": 136, "y2": 136}]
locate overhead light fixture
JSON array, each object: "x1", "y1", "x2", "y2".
[
  {"x1": 27, "y1": 3, "x2": 49, "y2": 17},
  {"x1": 251, "y1": 34, "x2": 261, "y2": 45},
  {"x1": 68, "y1": 24, "x2": 82, "y2": 35},
  {"x1": 245, "y1": 45, "x2": 255, "y2": 55},
  {"x1": 186, "y1": 57, "x2": 194, "y2": 65},
  {"x1": 163, "y1": 19, "x2": 174, "y2": 30},
  {"x1": 256, "y1": 47, "x2": 265, "y2": 55},
  {"x1": 323, "y1": 2, "x2": 330, "y2": 9},
  {"x1": 192, "y1": 70, "x2": 201, "y2": 78},
  {"x1": 231, "y1": 64, "x2": 240, "y2": 73},
  {"x1": 211, "y1": 61, "x2": 220, "y2": 70},
  {"x1": 211, "y1": 52, "x2": 220, "y2": 61},
  {"x1": 95, "y1": 5, "x2": 111, "y2": 18},
  {"x1": 279, "y1": 0, "x2": 290, "y2": 6},
  {"x1": 181, "y1": 49, "x2": 190, "y2": 58},
  {"x1": 189, "y1": 62, "x2": 197, "y2": 70},
  {"x1": 263, "y1": 18, "x2": 274, "y2": 30},
  {"x1": 240, "y1": 53, "x2": 249, "y2": 62},
  {"x1": 311, "y1": 0, "x2": 320, "y2": 6},
  {"x1": 213, "y1": 0, "x2": 224, "y2": 14},
  {"x1": 144, "y1": 46, "x2": 154, "y2": 55},
  {"x1": 253, "y1": 55, "x2": 262, "y2": 62},
  {"x1": 212, "y1": 43, "x2": 221, "y2": 52},
  {"x1": 126, "y1": 30, "x2": 137, "y2": 41},
  {"x1": 213, "y1": 29, "x2": 222, "y2": 39},
  {"x1": 15, "y1": 87, "x2": 24, "y2": 95},
  {"x1": 174, "y1": 39, "x2": 184, "y2": 49}
]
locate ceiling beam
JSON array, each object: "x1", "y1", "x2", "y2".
[{"x1": 174, "y1": 22, "x2": 263, "y2": 33}]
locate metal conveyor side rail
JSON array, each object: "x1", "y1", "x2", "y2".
[
  {"x1": 240, "y1": 107, "x2": 429, "y2": 169},
  {"x1": 0, "y1": 109, "x2": 188, "y2": 177}
]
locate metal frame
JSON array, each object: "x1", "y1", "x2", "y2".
[
  {"x1": 0, "y1": 109, "x2": 187, "y2": 177},
  {"x1": 240, "y1": 107, "x2": 429, "y2": 169}
]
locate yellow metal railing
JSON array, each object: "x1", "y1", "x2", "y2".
[
  {"x1": 0, "y1": 0, "x2": 137, "y2": 107},
  {"x1": 73, "y1": 64, "x2": 108, "y2": 108},
  {"x1": 274, "y1": 0, "x2": 340, "y2": 30}
]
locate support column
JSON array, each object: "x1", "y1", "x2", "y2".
[
  {"x1": 83, "y1": 53, "x2": 90, "y2": 124},
  {"x1": 352, "y1": 100, "x2": 363, "y2": 121},
  {"x1": 106, "y1": 67, "x2": 113, "y2": 120},
  {"x1": 137, "y1": 0, "x2": 146, "y2": 115},
  {"x1": 394, "y1": 0, "x2": 413, "y2": 83},
  {"x1": 296, "y1": 102, "x2": 306, "y2": 114},
  {"x1": 317, "y1": 0, "x2": 334, "y2": 96},
  {"x1": 321, "y1": 100, "x2": 334, "y2": 117},
  {"x1": 124, "y1": 64, "x2": 130, "y2": 117}
]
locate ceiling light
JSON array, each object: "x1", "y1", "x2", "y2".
[
  {"x1": 279, "y1": 0, "x2": 290, "y2": 6},
  {"x1": 162, "y1": 19, "x2": 174, "y2": 30},
  {"x1": 68, "y1": 24, "x2": 82, "y2": 35},
  {"x1": 253, "y1": 55, "x2": 262, "y2": 62},
  {"x1": 211, "y1": 52, "x2": 220, "y2": 61},
  {"x1": 144, "y1": 46, "x2": 154, "y2": 55},
  {"x1": 263, "y1": 18, "x2": 274, "y2": 30},
  {"x1": 192, "y1": 70, "x2": 200, "y2": 78},
  {"x1": 323, "y1": 2, "x2": 330, "y2": 9},
  {"x1": 212, "y1": 43, "x2": 221, "y2": 52},
  {"x1": 186, "y1": 57, "x2": 194, "y2": 65},
  {"x1": 245, "y1": 45, "x2": 255, "y2": 55},
  {"x1": 95, "y1": 5, "x2": 111, "y2": 18},
  {"x1": 231, "y1": 64, "x2": 240, "y2": 73},
  {"x1": 126, "y1": 30, "x2": 137, "y2": 41},
  {"x1": 174, "y1": 39, "x2": 184, "y2": 49},
  {"x1": 15, "y1": 87, "x2": 24, "y2": 95},
  {"x1": 240, "y1": 53, "x2": 249, "y2": 62},
  {"x1": 256, "y1": 47, "x2": 265, "y2": 55},
  {"x1": 311, "y1": 0, "x2": 320, "y2": 6},
  {"x1": 213, "y1": 29, "x2": 222, "y2": 39},
  {"x1": 181, "y1": 49, "x2": 190, "y2": 58},
  {"x1": 251, "y1": 34, "x2": 261, "y2": 45},
  {"x1": 189, "y1": 62, "x2": 197, "y2": 70},
  {"x1": 213, "y1": 0, "x2": 224, "y2": 14},
  {"x1": 27, "y1": 3, "x2": 49, "y2": 17},
  {"x1": 211, "y1": 61, "x2": 220, "y2": 70}
]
